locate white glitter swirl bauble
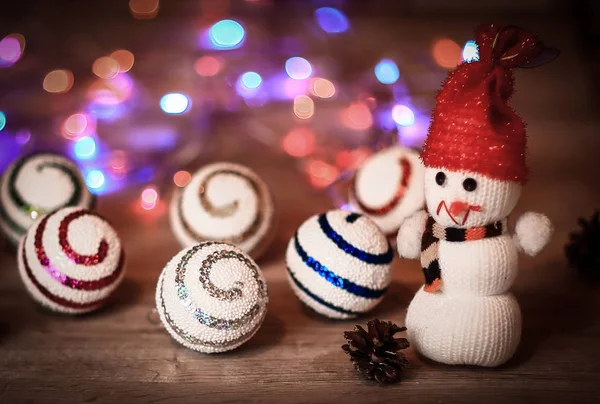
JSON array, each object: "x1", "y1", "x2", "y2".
[
  {"x1": 17, "y1": 207, "x2": 125, "y2": 314},
  {"x1": 0, "y1": 153, "x2": 94, "y2": 246},
  {"x1": 155, "y1": 242, "x2": 268, "y2": 353},
  {"x1": 169, "y1": 162, "x2": 275, "y2": 260},
  {"x1": 285, "y1": 210, "x2": 393, "y2": 319},
  {"x1": 349, "y1": 146, "x2": 425, "y2": 236}
]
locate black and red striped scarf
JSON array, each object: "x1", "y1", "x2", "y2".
[{"x1": 420, "y1": 215, "x2": 507, "y2": 292}]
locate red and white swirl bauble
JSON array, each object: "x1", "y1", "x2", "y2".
[
  {"x1": 0, "y1": 153, "x2": 94, "y2": 246},
  {"x1": 17, "y1": 207, "x2": 125, "y2": 314},
  {"x1": 155, "y1": 242, "x2": 268, "y2": 353},
  {"x1": 349, "y1": 146, "x2": 425, "y2": 236},
  {"x1": 169, "y1": 162, "x2": 275, "y2": 259}
]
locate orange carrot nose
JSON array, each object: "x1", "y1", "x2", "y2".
[{"x1": 449, "y1": 201, "x2": 469, "y2": 216}]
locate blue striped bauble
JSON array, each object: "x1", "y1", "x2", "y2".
[{"x1": 285, "y1": 210, "x2": 393, "y2": 319}]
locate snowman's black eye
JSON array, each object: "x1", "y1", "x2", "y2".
[
  {"x1": 435, "y1": 172, "x2": 446, "y2": 186},
  {"x1": 463, "y1": 178, "x2": 477, "y2": 192}
]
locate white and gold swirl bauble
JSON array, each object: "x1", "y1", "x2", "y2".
[
  {"x1": 169, "y1": 162, "x2": 275, "y2": 259},
  {"x1": 155, "y1": 242, "x2": 268, "y2": 353},
  {"x1": 17, "y1": 207, "x2": 125, "y2": 314},
  {"x1": 349, "y1": 146, "x2": 425, "y2": 236},
  {"x1": 0, "y1": 153, "x2": 94, "y2": 246}
]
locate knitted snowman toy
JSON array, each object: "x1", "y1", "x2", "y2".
[{"x1": 397, "y1": 24, "x2": 557, "y2": 367}]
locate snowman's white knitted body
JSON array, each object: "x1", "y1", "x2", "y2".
[{"x1": 398, "y1": 168, "x2": 552, "y2": 366}]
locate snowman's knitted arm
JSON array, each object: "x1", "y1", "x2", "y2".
[
  {"x1": 397, "y1": 210, "x2": 428, "y2": 259},
  {"x1": 514, "y1": 212, "x2": 554, "y2": 256}
]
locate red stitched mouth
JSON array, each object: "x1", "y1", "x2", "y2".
[{"x1": 436, "y1": 201, "x2": 482, "y2": 225}]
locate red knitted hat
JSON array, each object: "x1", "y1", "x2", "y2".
[{"x1": 421, "y1": 24, "x2": 558, "y2": 184}]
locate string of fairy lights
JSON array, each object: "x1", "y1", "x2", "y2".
[{"x1": 0, "y1": 1, "x2": 480, "y2": 214}]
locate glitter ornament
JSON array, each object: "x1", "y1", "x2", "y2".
[
  {"x1": 0, "y1": 153, "x2": 94, "y2": 246},
  {"x1": 397, "y1": 24, "x2": 557, "y2": 367},
  {"x1": 349, "y1": 146, "x2": 425, "y2": 236},
  {"x1": 286, "y1": 210, "x2": 393, "y2": 319},
  {"x1": 155, "y1": 242, "x2": 268, "y2": 353},
  {"x1": 17, "y1": 207, "x2": 125, "y2": 314},
  {"x1": 169, "y1": 162, "x2": 275, "y2": 259}
]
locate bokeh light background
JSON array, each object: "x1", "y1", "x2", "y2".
[{"x1": 0, "y1": 0, "x2": 480, "y2": 212}]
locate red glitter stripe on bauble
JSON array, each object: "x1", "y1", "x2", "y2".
[
  {"x1": 22, "y1": 236, "x2": 114, "y2": 309},
  {"x1": 35, "y1": 211, "x2": 123, "y2": 290},
  {"x1": 58, "y1": 209, "x2": 109, "y2": 265},
  {"x1": 352, "y1": 157, "x2": 412, "y2": 216}
]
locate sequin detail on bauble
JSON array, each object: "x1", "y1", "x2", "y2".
[
  {"x1": 0, "y1": 155, "x2": 86, "y2": 237},
  {"x1": 293, "y1": 233, "x2": 387, "y2": 299},
  {"x1": 175, "y1": 243, "x2": 267, "y2": 330},
  {"x1": 199, "y1": 249, "x2": 261, "y2": 301},
  {"x1": 177, "y1": 169, "x2": 266, "y2": 251},
  {"x1": 318, "y1": 213, "x2": 393, "y2": 265},
  {"x1": 158, "y1": 272, "x2": 264, "y2": 349},
  {"x1": 34, "y1": 211, "x2": 124, "y2": 290},
  {"x1": 22, "y1": 235, "x2": 117, "y2": 309},
  {"x1": 351, "y1": 157, "x2": 412, "y2": 216},
  {"x1": 58, "y1": 209, "x2": 109, "y2": 265},
  {"x1": 286, "y1": 266, "x2": 364, "y2": 316},
  {"x1": 9, "y1": 157, "x2": 83, "y2": 219}
]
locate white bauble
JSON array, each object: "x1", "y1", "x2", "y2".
[
  {"x1": 17, "y1": 207, "x2": 125, "y2": 314},
  {"x1": 350, "y1": 146, "x2": 425, "y2": 236},
  {"x1": 0, "y1": 153, "x2": 94, "y2": 246},
  {"x1": 169, "y1": 162, "x2": 275, "y2": 259},
  {"x1": 156, "y1": 242, "x2": 268, "y2": 353},
  {"x1": 285, "y1": 210, "x2": 393, "y2": 319}
]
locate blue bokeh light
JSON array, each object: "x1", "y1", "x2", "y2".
[
  {"x1": 315, "y1": 7, "x2": 349, "y2": 34},
  {"x1": 0, "y1": 111, "x2": 6, "y2": 132},
  {"x1": 243, "y1": 91, "x2": 268, "y2": 107},
  {"x1": 374, "y1": 59, "x2": 399, "y2": 84},
  {"x1": 15, "y1": 128, "x2": 31, "y2": 145},
  {"x1": 463, "y1": 40, "x2": 479, "y2": 62},
  {"x1": 135, "y1": 166, "x2": 155, "y2": 183},
  {"x1": 285, "y1": 57, "x2": 312, "y2": 80},
  {"x1": 125, "y1": 125, "x2": 178, "y2": 151},
  {"x1": 240, "y1": 72, "x2": 262, "y2": 89},
  {"x1": 85, "y1": 170, "x2": 105, "y2": 190},
  {"x1": 89, "y1": 102, "x2": 128, "y2": 121},
  {"x1": 160, "y1": 93, "x2": 191, "y2": 114},
  {"x1": 208, "y1": 20, "x2": 245, "y2": 50},
  {"x1": 377, "y1": 109, "x2": 396, "y2": 132},
  {"x1": 392, "y1": 105, "x2": 415, "y2": 127},
  {"x1": 236, "y1": 72, "x2": 263, "y2": 98},
  {"x1": 74, "y1": 136, "x2": 96, "y2": 159},
  {"x1": 0, "y1": 136, "x2": 20, "y2": 172}
]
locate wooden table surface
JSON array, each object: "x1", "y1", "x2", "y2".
[{"x1": 1, "y1": 4, "x2": 600, "y2": 403}]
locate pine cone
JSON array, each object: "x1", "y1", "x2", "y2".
[
  {"x1": 565, "y1": 211, "x2": 600, "y2": 281},
  {"x1": 342, "y1": 318, "x2": 409, "y2": 385}
]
